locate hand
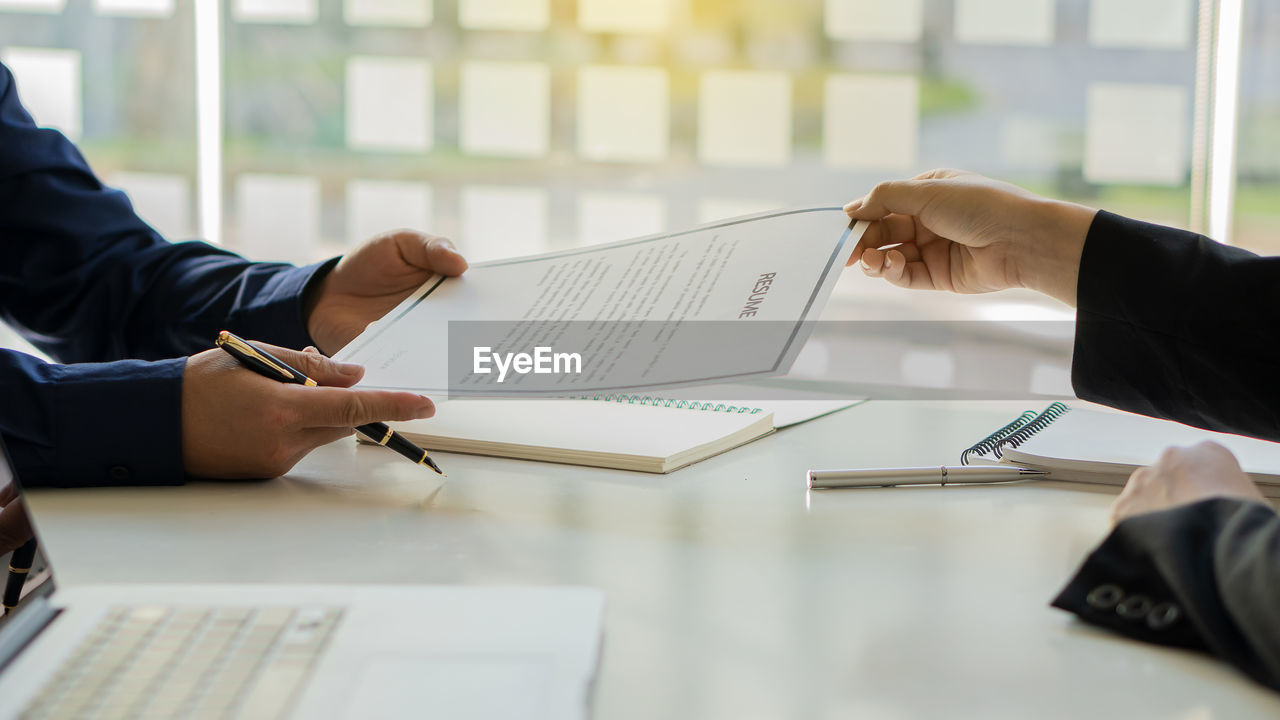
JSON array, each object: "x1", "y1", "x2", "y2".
[
  {"x1": 0, "y1": 482, "x2": 33, "y2": 556},
  {"x1": 306, "y1": 230, "x2": 468, "y2": 355},
  {"x1": 182, "y1": 342, "x2": 436, "y2": 479},
  {"x1": 1111, "y1": 442, "x2": 1269, "y2": 525},
  {"x1": 844, "y1": 169, "x2": 1097, "y2": 306}
]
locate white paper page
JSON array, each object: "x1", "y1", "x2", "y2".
[
  {"x1": 1003, "y1": 409, "x2": 1280, "y2": 484},
  {"x1": 337, "y1": 208, "x2": 863, "y2": 395},
  {"x1": 390, "y1": 399, "x2": 771, "y2": 458}
]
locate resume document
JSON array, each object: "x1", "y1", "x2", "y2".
[{"x1": 336, "y1": 208, "x2": 864, "y2": 395}]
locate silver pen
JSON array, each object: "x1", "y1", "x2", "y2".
[{"x1": 806, "y1": 465, "x2": 1047, "y2": 490}]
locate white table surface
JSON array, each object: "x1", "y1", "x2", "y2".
[{"x1": 26, "y1": 400, "x2": 1280, "y2": 719}]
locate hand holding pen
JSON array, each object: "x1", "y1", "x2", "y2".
[
  {"x1": 211, "y1": 332, "x2": 445, "y2": 474},
  {"x1": 215, "y1": 332, "x2": 444, "y2": 474},
  {"x1": 3, "y1": 538, "x2": 37, "y2": 615},
  {"x1": 181, "y1": 335, "x2": 439, "y2": 479}
]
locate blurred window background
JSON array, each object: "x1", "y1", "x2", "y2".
[
  {"x1": 1, "y1": 0, "x2": 1276, "y2": 393},
  {"x1": 1, "y1": 1, "x2": 196, "y2": 239}
]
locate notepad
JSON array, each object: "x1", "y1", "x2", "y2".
[
  {"x1": 967, "y1": 405, "x2": 1280, "y2": 498},
  {"x1": 366, "y1": 395, "x2": 859, "y2": 473}
]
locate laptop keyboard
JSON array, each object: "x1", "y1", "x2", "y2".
[{"x1": 21, "y1": 604, "x2": 343, "y2": 720}]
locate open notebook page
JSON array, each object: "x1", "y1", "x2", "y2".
[
  {"x1": 1001, "y1": 409, "x2": 1280, "y2": 489},
  {"x1": 381, "y1": 400, "x2": 775, "y2": 473}
]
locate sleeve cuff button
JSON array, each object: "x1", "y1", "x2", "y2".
[
  {"x1": 1086, "y1": 584, "x2": 1124, "y2": 610},
  {"x1": 1116, "y1": 594, "x2": 1153, "y2": 621},
  {"x1": 1147, "y1": 602, "x2": 1182, "y2": 630}
]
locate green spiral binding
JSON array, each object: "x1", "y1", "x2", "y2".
[
  {"x1": 995, "y1": 402, "x2": 1070, "y2": 458},
  {"x1": 961, "y1": 410, "x2": 1038, "y2": 466},
  {"x1": 961, "y1": 402, "x2": 1072, "y2": 464},
  {"x1": 576, "y1": 394, "x2": 765, "y2": 414}
]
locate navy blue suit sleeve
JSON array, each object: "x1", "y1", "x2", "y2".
[
  {"x1": 0, "y1": 63, "x2": 337, "y2": 486},
  {"x1": 0, "y1": 63, "x2": 332, "y2": 362},
  {"x1": 1, "y1": 349, "x2": 186, "y2": 487}
]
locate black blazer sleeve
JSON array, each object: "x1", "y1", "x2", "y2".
[
  {"x1": 1058, "y1": 211, "x2": 1280, "y2": 691},
  {"x1": 1053, "y1": 498, "x2": 1280, "y2": 691},
  {"x1": 1071, "y1": 210, "x2": 1280, "y2": 443}
]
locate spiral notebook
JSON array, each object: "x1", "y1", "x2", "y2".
[
  {"x1": 965, "y1": 404, "x2": 1280, "y2": 498},
  {"x1": 366, "y1": 393, "x2": 860, "y2": 473}
]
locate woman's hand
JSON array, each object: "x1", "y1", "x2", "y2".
[
  {"x1": 1112, "y1": 442, "x2": 1269, "y2": 525},
  {"x1": 845, "y1": 169, "x2": 1097, "y2": 306}
]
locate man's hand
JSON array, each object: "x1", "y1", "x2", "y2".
[
  {"x1": 182, "y1": 343, "x2": 435, "y2": 479},
  {"x1": 0, "y1": 483, "x2": 33, "y2": 556},
  {"x1": 306, "y1": 230, "x2": 468, "y2": 355},
  {"x1": 1112, "y1": 442, "x2": 1269, "y2": 525},
  {"x1": 845, "y1": 169, "x2": 1096, "y2": 306}
]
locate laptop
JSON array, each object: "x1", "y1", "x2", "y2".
[{"x1": 0, "y1": 434, "x2": 604, "y2": 719}]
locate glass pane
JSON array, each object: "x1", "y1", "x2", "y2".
[
  {"x1": 1235, "y1": 0, "x2": 1280, "y2": 253},
  {"x1": 212, "y1": 0, "x2": 1205, "y2": 329},
  {"x1": 0, "y1": 0, "x2": 1221, "y2": 400},
  {"x1": 0, "y1": 2, "x2": 197, "y2": 240}
]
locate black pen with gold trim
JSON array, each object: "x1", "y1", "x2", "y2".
[
  {"x1": 3, "y1": 538, "x2": 37, "y2": 615},
  {"x1": 215, "y1": 330, "x2": 445, "y2": 475}
]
